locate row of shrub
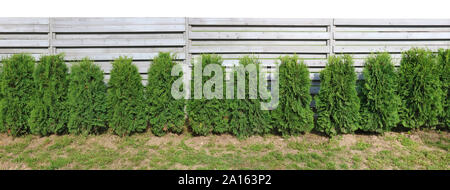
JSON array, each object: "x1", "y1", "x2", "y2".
[{"x1": 0, "y1": 48, "x2": 448, "y2": 137}]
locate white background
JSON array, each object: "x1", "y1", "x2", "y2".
[{"x1": 0, "y1": 0, "x2": 449, "y2": 18}]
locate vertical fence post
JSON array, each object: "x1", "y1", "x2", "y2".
[
  {"x1": 327, "y1": 19, "x2": 335, "y2": 58},
  {"x1": 184, "y1": 17, "x2": 191, "y2": 100},
  {"x1": 48, "y1": 17, "x2": 55, "y2": 54}
]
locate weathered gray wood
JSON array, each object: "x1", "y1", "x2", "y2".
[
  {"x1": 336, "y1": 27, "x2": 450, "y2": 32},
  {"x1": 53, "y1": 17, "x2": 185, "y2": 25},
  {"x1": 0, "y1": 40, "x2": 49, "y2": 47},
  {"x1": 192, "y1": 54, "x2": 327, "y2": 59},
  {"x1": 190, "y1": 46, "x2": 329, "y2": 53},
  {"x1": 191, "y1": 26, "x2": 327, "y2": 32},
  {"x1": 0, "y1": 24, "x2": 49, "y2": 33},
  {"x1": 57, "y1": 47, "x2": 185, "y2": 54},
  {"x1": 0, "y1": 34, "x2": 48, "y2": 40},
  {"x1": 335, "y1": 41, "x2": 450, "y2": 46},
  {"x1": 53, "y1": 39, "x2": 185, "y2": 47},
  {"x1": 62, "y1": 52, "x2": 185, "y2": 61},
  {"x1": 334, "y1": 19, "x2": 450, "y2": 26},
  {"x1": 190, "y1": 31, "x2": 330, "y2": 40},
  {"x1": 54, "y1": 25, "x2": 185, "y2": 33},
  {"x1": 334, "y1": 45, "x2": 450, "y2": 53},
  {"x1": 189, "y1": 18, "x2": 333, "y2": 26},
  {"x1": 56, "y1": 33, "x2": 184, "y2": 40},
  {"x1": 0, "y1": 48, "x2": 49, "y2": 54},
  {"x1": 0, "y1": 18, "x2": 49, "y2": 24},
  {"x1": 335, "y1": 32, "x2": 450, "y2": 40},
  {"x1": 191, "y1": 40, "x2": 327, "y2": 46}
]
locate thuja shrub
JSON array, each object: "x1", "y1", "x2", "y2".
[
  {"x1": 398, "y1": 48, "x2": 443, "y2": 128},
  {"x1": 187, "y1": 54, "x2": 227, "y2": 136},
  {"x1": 107, "y1": 56, "x2": 146, "y2": 136},
  {"x1": 437, "y1": 49, "x2": 449, "y2": 127},
  {"x1": 146, "y1": 52, "x2": 185, "y2": 136},
  {"x1": 359, "y1": 53, "x2": 400, "y2": 133},
  {"x1": 315, "y1": 55, "x2": 360, "y2": 136},
  {"x1": 271, "y1": 55, "x2": 314, "y2": 136},
  {"x1": 29, "y1": 54, "x2": 69, "y2": 136},
  {"x1": 227, "y1": 56, "x2": 271, "y2": 138},
  {"x1": 67, "y1": 58, "x2": 107, "y2": 135},
  {"x1": 0, "y1": 54, "x2": 35, "y2": 136}
]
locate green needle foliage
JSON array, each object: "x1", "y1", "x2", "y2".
[
  {"x1": 0, "y1": 54, "x2": 35, "y2": 136},
  {"x1": 271, "y1": 55, "x2": 314, "y2": 136},
  {"x1": 437, "y1": 49, "x2": 449, "y2": 128},
  {"x1": 187, "y1": 54, "x2": 227, "y2": 136},
  {"x1": 359, "y1": 53, "x2": 400, "y2": 133},
  {"x1": 315, "y1": 55, "x2": 360, "y2": 136},
  {"x1": 398, "y1": 48, "x2": 443, "y2": 129},
  {"x1": 227, "y1": 56, "x2": 271, "y2": 138},
  {"x1": 29, "y1": 54, "x2": 69, "y2": 136},
  {"x1": 106, "y1": 56, "x2": 146, "y2": 136},
  {"x1": 146, "y1": 52, "x2": 185, "y2": 136},
  {"x1": 67, "y1": 58, "x2": 107, "y2": 135}
]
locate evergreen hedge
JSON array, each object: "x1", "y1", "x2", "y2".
[
  {"x1": 271, "y1": 55, "x2": 314, "y2": 136},
  {"x1": 315, "y1": 55, "x2": 360, "y2": 136},
  {"x1": 359, "y1": 53, "x2": 400, "y2": 133},
  {"x1": 146, "y1": 52, "x2": 185, "y2": 136},
  {"x1": 0, "y1": 54, "x2": 35, "y2": 136},
  {"x1": 187, "y1": 54, "x2": 227, "y2": 136},
  {"x1": 67, "y1": 58, "x2": 107, "y2": 135},
  {"x1": 29, "y1": 54, "x2": 69, "y2": 136},
  {"x1": 398, "y1": 48, "x2": 443, "y2": 128},
  {"x1": 437, "y1": 49, "x2": 449, "y2": 128},
  {"x1": 106, "y1": 56, "x2": 146, "y2": 136},
  {"x1": 227, "y1": 56, "x2": 271, "y2": 138}
]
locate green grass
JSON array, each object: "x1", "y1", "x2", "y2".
[{"x1": 0, "y1": 130, "x2": 448, "y2": 170}]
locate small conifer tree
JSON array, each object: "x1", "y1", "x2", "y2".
[
  {"x1": 67, "y1": 58, "x2": 107, "y2": 135},
  {"x1": 146, "y1": 52, "x2": 185, "y2": 136},
  {"x1": 271, "y1": 55, "x2": 314, "y2": 136},
  {"x1": 359, "y1": 53, "x2": 400, "y2": 132},
  {"x1": 29, "y1": 54, "x2": 69, "y2": 136},
  {"x1": 0, "y1": 54, "x2": 35, "y2": 136},
  {"x1": 106, "y1": 56, "x2": 146, "y2": 136},
  {"x1": 315, "y1": 55, "x2": 360, "y2": 136},
  {"x1": 398, "y1": 48, "x2": 443, "y2": 128}
]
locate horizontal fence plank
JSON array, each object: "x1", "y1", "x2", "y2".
[
  {"x1": 54, "y1": 25, "x2": 185, "y2": 33},
  {"x1": 335, "y1": 40, "x2": 450, "y2": 46},
  {"x1": 56, "y1": 33, "x2": 184, "y2": 40},
  {"x1": 56, "y1": 47, "x2": 185, "y2": 54},
  {"x1": 0, "y1": 40, "x2": 49, "y2": 47},
  {"x1": 192, "y1": 54, "x2": 327, "y2": 59},
  {"x1": 0, "y1": 34, "x2": 48, "y2": 40},
  {"x1": 0, "y1": 48, "x2": 49, "y2": 54},
  {"x1": 53, "y1": 17, "x2": 185, "y2": 25},
  {"x1": 53, "y1": 39, "x2": 185, "y2": 47},
  {"x1": 0, "y1": 18, "x2": 49, "y2": 25},
  {"x1": 336, "y1": 27, "x2": 450, "y2": 32},
  {"x1": 62, "y1": 52, "x2": 185, "y2": 61},
  {"x1": 191, "y1": 26, "x2": 327, "y2": 32},
  {"x1": 190, "y1": 32, "x2": 330, "y2": 40},
  {"x1": 335, "y1": 45, "x2": 449, "y2": 53},
  {"x1": 335, "y1": 32, "x2": 450, "y2": 40},
  {"x1": 190, "y1": 46, "x2": 329, "y2": 53},
  {"x1": 189, "y1": 18, "x2": 333, "y2": 26},
  {"x1": 0, "y1": 24, "x2": 49, "y2": 33},
  {"x1": 334, "y1": 19, "x2": 450, "y2": 26},
  {"x1": 191, "y1": 40, "x2": 327, "y2": 46}
]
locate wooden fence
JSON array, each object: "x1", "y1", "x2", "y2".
[{"x1": 1, "y1": 18, "x2": 449, "y2": 94}]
